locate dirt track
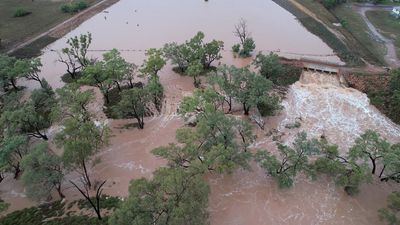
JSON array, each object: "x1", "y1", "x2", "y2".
[
  {"x1": 6, "y1": 0, "x2": 120, "y2": 55},
  {"x1": 353, "y1": 4, "x2": 400, "y2": 67}
]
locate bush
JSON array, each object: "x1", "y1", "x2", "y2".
[
  {"x1": 239, "y1": 38, "x2": 256, "y2": 57},
  {"x1": 254, "y1": 52, "x2": 302, "y2": 86},
  {"x1": 232, "y1": 44, "x2": 240, "y2": 53},
  {"x1": 320, "y1": 0, "x2": 346, "y2": 9},
  {"x1": 13, "y1": 8, "x2": 31, "y2": 17},
  {"x1": 61, "y1": 0, "x2": 89, "y2": 13},
  {"x1": 257, "y1": 96, "x2": 282, "y2": 116}
]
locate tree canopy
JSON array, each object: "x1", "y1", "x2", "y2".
[
  {"x1": 109, "y1": 167, "x2": 209, "y2": 225},
  {"x1": 21, "y1": 142, "x2": 64, "y2": 200}
]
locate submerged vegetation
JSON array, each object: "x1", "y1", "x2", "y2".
[{"x1": 1, "y1": 0, "x2": 400, "y2": 221}]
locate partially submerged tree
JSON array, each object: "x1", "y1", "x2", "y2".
[
  {"x1": 348, "y1": 130, "x2": 390, "y2": 175},
  {"x1": 55, "y1": 116, "x2": 109, "y2": 189},
  {"x1": 55, "y1": 84, "x2": 109, "y2": 188},
  {"x1": 55, "y1": 83, "x2": 95, "y2": 121},
  {"x1": 80, "y1": 59, "x2": 114, "y2": 104},
  {"x1": 21, "y1": 142, "x2": 65, "y2": 200},
  {"x1": 0, "y1": 86, "x2": 56, "y2": 141},
  {"x1": 179, "y1": 88, "x2": 224, "y2": 115},
  {"x1": 109, "y1": 167, "x2": 209, "y2": 225},
  {"x1": 112, "y1": 87, "x2": 151, "y2": 129},
  {"x1": 380, "y1": 143, "x2": 400, "y2": 182},
  {"x1": 209, "y1": 65, "x2": 237, "y2": 112},
  {"x1": 147, "y1": 76, "x2": 164, "y2": 112},
  {"x1": 0, "y1": 135, "x2": 28, "y2": 179},
  {"x1": 14, "y1": 58, "x2": 45, "y2": 88},
  {"x1": 255, "y1": 132, "x2": 320, "y2": 188},
  {"x1": 140, "y1": 48, "x2": 166, "y2": 78},
  {"x1": 231, "y1": 66, "x2": 274, "y2": 115},
  {"x1": 102, "y1": 48, "x2": 133, "y2": 91},
  {"x1": 164, "y1": 31, "x2": 223, "y2": 73},
  {"x1": 57, "y1": 32, "x2": 92, "y2": 80},
  {"x1": 186, "y1": 60, "x2": 204, "y2": 87},
  {"x1": 80, "y1": 49, "x2": 136, "y2": 103},
  {"x1": 70, "y1": 180, "x2": 107, "y2": 220},
  {"x1": 153, "y1": 108, "x2": 253, "y2": 173},
  {"x1": 254, "y1": 52, "x2": 301, "y2": 86},
  {"x1": 312, "y1": 137, "x2": 371, "y2": 195},
  {"x1": 234, "y1": 18, "x2": 250, "y2": 46},
  {"x1": 232, "y1": 18, "x2": 256, "y2": 57},
  {"x1": 0, "y1": 54, "x2": 21, "y2": 91}
]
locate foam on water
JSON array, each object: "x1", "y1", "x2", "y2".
[{"x1": 279, "y1": 71, "x2": 400, "y2": 151}]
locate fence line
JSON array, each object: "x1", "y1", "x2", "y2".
[{"x1": 49, "y1": 48, "x2": 337, "y2": 58}]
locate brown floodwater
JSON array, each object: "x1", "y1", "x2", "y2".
[
  {"x1": 2, "y1": 0, "x2": 399, "y2": 224},
  {"x1": 21, "y1": 0, "x2": 341, "y2": 90}
]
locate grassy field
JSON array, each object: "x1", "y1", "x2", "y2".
[
  {"x1": 332, "y1": 4, "x2": 387, "y2": 65},
  {"x1": 366, "y1": 10, "x2": 400, "y2": 58},
  {"x1": 0, "y1": 0, "x2": 100, "y2": 54},
  {"x1": 283, "y1": 0, "x2": 387, "y2": 66}
]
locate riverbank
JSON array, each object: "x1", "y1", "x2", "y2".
[
  {"x1": 2, "y1": 0, "x2": 120, "y2": 58},
  {"x1": 272, "y1": 0, "x2": 389, "y2": 67}
]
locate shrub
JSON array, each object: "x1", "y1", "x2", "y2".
[
  {"x1": 239, "y1": 38, "x2": 256, "y2": 57},
  {"x1": 61, "y1": 0, "x2": 89, "y2": 13},
  {"x1": 232, "y1": 44, "x2": 240, "y2": 53},
  {"x1": 13, "y1": 8, "x2": 31, "y2": 17},
  {"x1": 320, "y1": 0, "x2": 346, "y2": 9}
]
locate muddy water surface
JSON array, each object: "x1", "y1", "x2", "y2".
[
  {"x1": 28, "y1": 0, "x2": 341, "y2": 89},
  {"x1": 1, "y1": 0, "x2": 398, "y2": 224}
]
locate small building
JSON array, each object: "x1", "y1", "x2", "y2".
[{"x1": 392, "y1": 7, "x2": 400, "y2": 19}]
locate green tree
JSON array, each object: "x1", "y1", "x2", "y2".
[
  {"x1": 312, "y1": 138, "x2": 371, "y2": 195},
  {"x1": 179, "y1": 88, "x2": 224, "y2": 115},
  {"x1": 163, "y1": 42, "x2": 189, "y2": 72},
  {"x1": 0, "y1": 86, "x2": 56, "y2": 141},
  {"x1": 186, "y1": 60, "x2": 204, "y2": 87},
  {"x1": 239, "y1": 38, "x2": 256, "y2": 57},
  {"x1": 203, "y1": 39, "x2": 224, "y2": 68},
  {"x1": 255, "y1": 132, "x2": 320, "y2": 188},
  {"x1": 379, "y1": 191, "x2": 400, "y2": 225},
  {"x1": 55, "y1": 117, "x2": 109, "y2": 189},
  {"x1": 232, "y1": 66, "x2": 274, "y2": 115},
  {"x1": 0, "y1": 54, "x2": 21, "y2": 91},
  {"x1": 14, "y1": 58, "x2": 45, "y2": 88},
  {"x1": 109, "y1": 167, "x2": 209, "y2": 225},
  {"x1": 209, "y1": 65, "x2": 237, "y2": 112},
  {"x1": 55, "y1": 83, "x2": 95, "y2": 121},
  {"x1": 21, "y1": 142, "x2": 65, "y2": 200},
  {"x1": 147, "y1": 76, "x2": 164, "y2": 112},
  {"x1": 0, "y1": 135, "x2": 28, "y2": 179},
  {"x1": 80, "y1": 49, "x2": 134, "y2": 103},
  {"x1": 57, "y1": 33, "x2": 92, "y2": 80},
  {"x1": 164, "y1": 32, "x2": 223, "y2": 73},
  {"x1": 153, "y1": 108, "x2": 253, "y2": 173},
  {"x1": 348, "y1": 130, "x2": 390, "y2": 175},
  {"x1": 80, "y1": 60, "x2": 114, "y2": 104},
  {"x1": 55, "y1": 84, "x2": 109, "y2": 188},
  {"x1": 381, "y1": 143, "x2": 400, "y2": 182},
  {"x1": 233, "y1": 18, "x2": 256, "y2": 58},
  {"x1": 102, "y1": 48, "x2": 132, "y2": 91},
  {"x1": 140, "y1": 48, "x2": 166, "y2": 78},
  {"x1": 112, "y1": 87, "x2": 150, "y2": 129},
  {"x1": 254, "y1": 52, "x2": 302, "y2": 86}
]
